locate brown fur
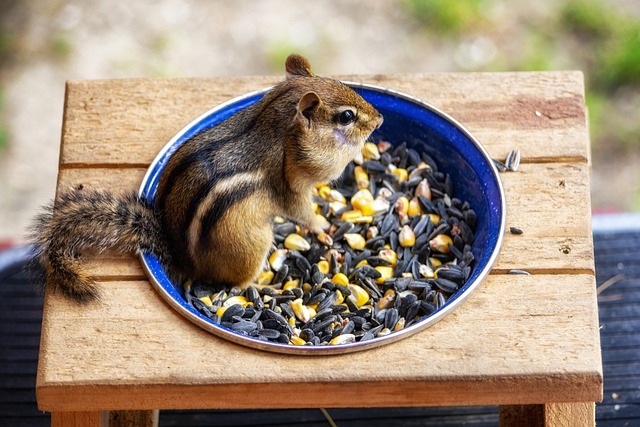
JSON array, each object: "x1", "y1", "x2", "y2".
[{"x1": 30, "y1": 54, "x2": 383, "y2": 302}]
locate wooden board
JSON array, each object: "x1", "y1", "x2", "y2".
[
  {"x1": 58, "y1": 72, "x2": 588, "y2": 167},
  {"x1": 38, "y1": 274, "x2": 600, "y2": 411},
  {"x1": 37, "y1": 73, "x2": 602, "y2": 421}
]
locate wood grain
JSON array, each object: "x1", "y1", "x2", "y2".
[
  {"x1": 55, "y1": 161, "x2": 595, "y2": 276},
  {"x1": 58, "y1": 72, "x2": 588, "y2": 167},
  {"x1": 37, "y1": 274, "x2": 601, "y2": 411}
]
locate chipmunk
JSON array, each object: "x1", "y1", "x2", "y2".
[{"x1": 30, "y1": 54, "x2": 383, "y2": 303}]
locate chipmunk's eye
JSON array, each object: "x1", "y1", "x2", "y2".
[{"x1": 337, "y1": 109, "x2": 356, "y2": 125}]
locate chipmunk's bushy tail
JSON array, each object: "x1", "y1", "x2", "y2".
[{"x1": 29, "y1": 189, "x2": 170, "y2": 302}]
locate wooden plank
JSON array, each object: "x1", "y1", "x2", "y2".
[
  {"x1": 36, "y1": 274, "x2": 601, "y2": 411},
  {"x1": 58, "y1": 73, "x2": 588, "y2": 167},
  {"x1": 54, "y1": 160, "x2": 595, "y2": 278}
]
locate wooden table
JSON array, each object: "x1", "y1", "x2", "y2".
[{"x1": 36, "y1": 72, "x2": 602, "y2": 426}]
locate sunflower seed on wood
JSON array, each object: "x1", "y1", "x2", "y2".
[
  {"x1": 505, "y1": 149, "x2": 521, "y2": 171},
  {"x1": 509, "y1": 269, "x2": 531, "y2": 275},
  {"x1": 510, "y1": 226, "x2": 523, "y2": 235},
  {"x1": 493, "y1": 158, "x2": 508, "y2": 172}
]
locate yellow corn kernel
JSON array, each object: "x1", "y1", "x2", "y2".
[
  {"x1": 347, "y1": 284, "x2": 370, "y2": 307},
  {"x1": 392, "y1": 168, "x2": 408, "y2": 183},
  {"x1": 344, "y1": 233, "x2": 366, "y2": 250},
  {"x1": 302, "y1": 282, "x2": 313, "y2": 292},
  {"x1": 362, "y1": 141, "x2": 381, "y2": 160},
  {"x1": 408, "y1": 197, "x2": 422, "y2": 217},
  {"x1": 398, "y1": 225, "x2": 416, "y2": 247},
  {"x1": 354, "y1": 166, "x2": 370, "y2": 189},
  {"x1": 330, "y1": 334, "x2": 356, "y2": 345},
  {"x1": 375, "y1": 266, "x2": 394, "y2": 284},
  {"x1": 414, "y1": 178, "x2": 432, "y2": 200},
  {"x1": 269, "y1": 249, "x2": 288, "y2": 271},
  {"x1": 332, "y1": 273, "x2": 349, "y2": 286},
  {"x1": 394, "y1": 196, "x2": 409, "y2": 216},
  {"x1": 334, "y1": 290, "x2": 345, "y2": 304},
  {"x1": 378, "y1": 248, "x2": 397, "y2": 267},
  {"x1": 367, "y1": 226, "x2": 379, "y2": 240},
  {"x1": 419, "y1": 263, "x2": 435, "y2": 278},
  {"x1": 198, "y1": 296, "x2": 213, "y2": 307},
  {"x1": 316, "y1": 260, "x2": 330, "y2": 274},
  {"x1": 223, "y1": 295, "x2": 250, "y2": 308},
  {"x1": 290, "y1": 336, "x2": 307, "y2": 345},
  {"x1": 216, "y1": 306, "x2": 227, "y2": 317},
  {"x1": 378, "y1": 289, "x2": 396, "y2": 309},
  {"x1": 429, "y1": 234, "x2": 453, "y2": 253},
  {"x1": 429, "y1": 214, "x2": 441, "y2": 225},
  {"x1": 429, "y1": 257, "x2": 442, "y2": 268},
  {"x1": 393, "y1": 317, "x2": 406, "y2": 331},
  {"x1": 355, "y1": 259, "x2": 369, "y2": 268},
  {"x1": 289, "y1": 316, "x2": 296, "y2": 327},
  {"x1": 283, "y1": 279, "x2": 300, "y2": 291},
  {"x1": 318, "y1": 184, "x2": 331, "y2": 200},
  {"x1": 350, "y1": 189, "x2": 374, "y2": 210},
  {"x1": 378, "y1": 327, "x2": 392, "y2": 336},
  {"x1": 361, "y1": 198, "x2": 390, "y2": 217},
  {"x1": 329, "y1": 189, "x2": 347, "y2": 204},
  {"x1": 257, "y1": 271, "x2": 274, "y2": 287},
  {"x1": 353, "y1": 215, "x2": 374, "y2": 224},
  {"x1": 341, "y1": 209, "x2": 363, "y2": 222},
  {"x1": 317, "y1": 232, "x2": 333, "y2": 246},
  {"x1": 409, "y1": 162, "x2": 431, "y2": 179},
  {"x1": 284, "y1": 233, "x2": 311, "y2": 251}
]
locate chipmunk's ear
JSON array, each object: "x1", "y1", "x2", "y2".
[
  {"x1": 285, "y1": 54, "x2": 314, "y2": 79},
  {"x1": 295, "y1": 91, "x2": 321, "y2": 128}
]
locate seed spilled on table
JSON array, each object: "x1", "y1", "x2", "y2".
[{"x1": 185, "y1": 140, "x2": 478, "y2": 347}]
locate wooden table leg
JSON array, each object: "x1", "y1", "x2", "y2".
[
  {"x1": 51, "y1": 411, "x2": 101, "y2": 427},
  {"x1": 108, "y1": 410, "x2": 160, "y2": 427},
  {"x1": 500, "y1": 402, "x2": 595, "y2": 427},
  {"x1": 51, "y1": 410, "x2": 159, "y2": 427}
]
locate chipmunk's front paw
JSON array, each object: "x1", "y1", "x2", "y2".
[{"x1": 308, "y1": 213, "x2": 330, "y2": 235}]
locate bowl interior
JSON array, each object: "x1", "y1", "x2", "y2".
[{"x1": 139, "y1": 83, "x2": 505, "y2": 354}]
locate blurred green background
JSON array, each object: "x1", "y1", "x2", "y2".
[{"x1": 0, "y1": 0, "x2": 638, "y2": 242}]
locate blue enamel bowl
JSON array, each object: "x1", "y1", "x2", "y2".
[{"x1": 139, "y1": 83, "x2": 506, "y2": 355}]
